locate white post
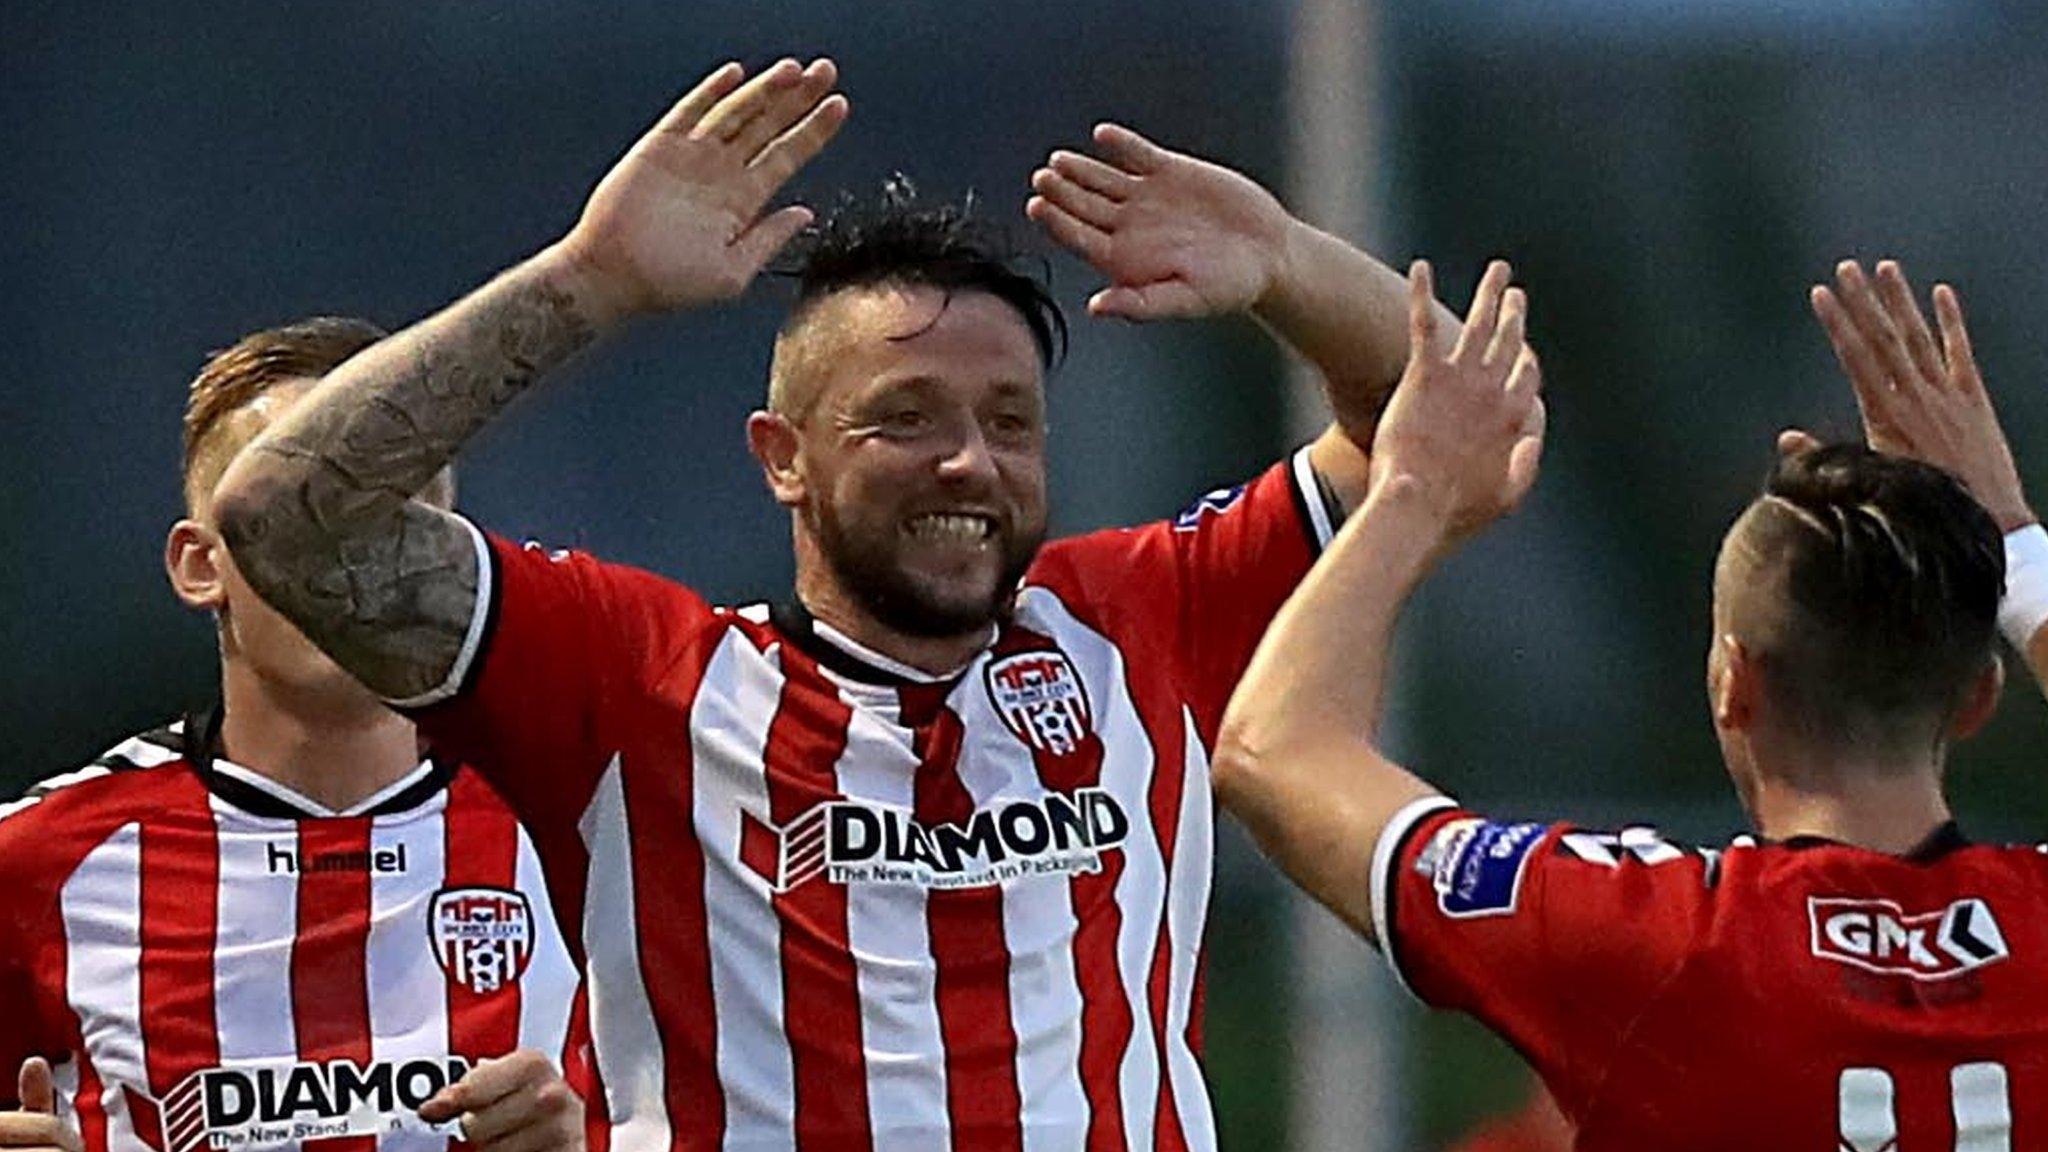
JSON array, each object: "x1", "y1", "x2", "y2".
[{"x1": 1282, "y1": 0, "x2": 1410, "y2": 1149}]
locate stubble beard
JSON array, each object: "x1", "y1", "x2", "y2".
[{"x1": 809, "y1": 497, "x2": 1045, "y2": 640}]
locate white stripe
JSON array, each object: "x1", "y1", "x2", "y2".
[
  {"x1": 691, "y1": 634, "x2": 796, "y2": 1148},
  {"x1": 31, "y1": 763, "x2": 122, "y2": 794},
  {"x1": 211, "y1": 814, "x2": 299, "y2": 1063},
  {"x1": 58, "y1": 823, "x2": 145, "y2": 1144},
  {"x1": 386, "y1": 515, "x2": 495, "y2": 709},
  {"x1": 944, "y1": 629, "x2": 1090, "y2": 1151},
  {"x1": 1290, "y1": 444, "x2": 1337, "y2": 549},
  {"x1": 836, "y1": 695, "x2": 952, "y2": 1147},
  {"x1": 1016, "y1": 588, "x2": 1166, "y2": 1147},
  {"x1": 366, "y1": 807, "x2": 454, "y2": 1152},
  {"x1": 1369, "y1": 795, "x2": 1459, "y2": 1002},
  {"x1": 1163, "y1": 714, "x2": 1217, "y2": 1150},
  {"x1": 1837, "y1": 1067, "x2": 1895, "y2": 1152},
  {"x1": 514, "y1": 826, "x2": 580, "y2": 1062},
  {"x1": 579, "y1": 755, "x2": 671, "y2": 1150}
]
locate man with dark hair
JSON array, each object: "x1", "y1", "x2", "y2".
[
  {"x1": 1212, "y1": 259, "x2": 2048, "y2": 1149},
  {"x1": 206, "y1": 57, "x2": 1493, "y2": 1147},
  {"x1": 0, "y1": 319, "x2": 588, "y2": 1151}
]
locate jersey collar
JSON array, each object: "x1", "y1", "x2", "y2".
[
  {"x1": 1770, "y1": 820, "x2": 1971, "y2": 863},
  {"x1": 768, "y1": 601, "x2": 993, "y2": 687},
  {"x1": 181, "y1": 704, "x2": 456, "y2": 820}
]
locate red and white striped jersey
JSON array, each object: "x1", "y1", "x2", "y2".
[
  {"x1": 0, "y1": 710, "x2": 584, "y2": 1152},
  {"x1": 402, "y1": 448, "x2": 1338, "y2": 1150}
]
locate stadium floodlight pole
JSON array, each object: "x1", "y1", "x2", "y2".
[{"x1": 1282, "y1": 0, "x2": 1411, "y2": 1148}]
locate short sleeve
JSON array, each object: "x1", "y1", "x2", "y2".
[
  {"x1": 1371, "y1": 799, "x2": 1717, "y2": 1111},
  {"x1": 1028, "y1": 446, "x2": 1336, "y2": 739},
  {"x1": 0, "y1": 811, "x2": 74, "y2": 1109},
  {"x1": 399, "y1": 520, "x2": 717, "y2": 836}
]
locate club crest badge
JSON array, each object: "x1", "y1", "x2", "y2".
[
  {"x1": 985, "y1": 650, "x2": 1093, "y2": 755},
  {"x1": 429, "y1": 886, "x2": 534, "y2": 994}
]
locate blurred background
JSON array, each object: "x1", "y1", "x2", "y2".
[{"x1": 6, "y1": 0, "x2": 2047, "y2": 1146}]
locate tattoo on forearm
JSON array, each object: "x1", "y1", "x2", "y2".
[{"x1": 218, "y1": 274, "x2": 596, "y2": 699}]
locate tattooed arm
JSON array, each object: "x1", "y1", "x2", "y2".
[{"x1": 211, "y1": 58, "x2": 849, "y2": 699}]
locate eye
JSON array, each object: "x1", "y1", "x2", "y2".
[
  {"x1": 986, "y1": 410, "x2": 1039, "y2": 441},
  {"x1": 880, "y1": 408, "x2": 931, "y2": 435}
]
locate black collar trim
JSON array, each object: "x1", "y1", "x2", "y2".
[
  {"x1": 1773, "y1": 820, "x2": 1970, "y2": 863},
  {"x1": 764, "y1": 601, "x2": 987, "y2": 688},
  {"x1": 181, "y1": 704, "x2": 456, "y2": 820}
]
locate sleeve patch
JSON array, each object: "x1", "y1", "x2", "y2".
[
  {"x1": 1172, "y1": 484, "x2": 1247, "y2": 531},
  {"x1": 1418, "y1": 819, "x2": 1546, "y2": 918}
]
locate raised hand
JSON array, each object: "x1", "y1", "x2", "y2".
[
  {"x1": 1026, "y1": 123, "x2": 1292, "y2": 320},
  {"x1": 418, "y1": 1049, "x2": 583, "y2": 1151},
  {"x1": 1369, "y1": 260, "x2": 1545, "y2": 545},
  {"x1": 1809, "y1": 259, "x2": 2033, "y2": 530},
  {"x1": 0, "y1": 1058, "x2": 80, "y2": 1151},
  {"x1": 558, "y1": 58, "x2": 850, "y2": 319}
]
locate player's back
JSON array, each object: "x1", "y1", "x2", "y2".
[
  {"x1": 1583, "y1": 833, "x2": 2047, "y2": 1150},
  {"x1": 1378, "y1": 802, "x2": 2048, "y2": 1151}
]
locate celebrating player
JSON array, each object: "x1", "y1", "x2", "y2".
[
  {"x1": 0, "y1": 319, "x2": 585, "y2": 1151},
  {"x1": 206, "y1": 56, "x2": 1477, "y2": 1148},
  {"x1": 1212, "y1": 256, "x2": 2048, "y2": 1148}
]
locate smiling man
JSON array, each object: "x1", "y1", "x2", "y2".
[{"x1": 208, "y1": 57, "x2": 1475, "y2": 1148}]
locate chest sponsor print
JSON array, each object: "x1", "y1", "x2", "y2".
[
  {"x1": 127, "y1": 1056, "x2": 469, "y2": 1151},
  {"x1": 741, "y1": 788, "x2": 1131, "y2": 892},
  {"x1": 429, "y1": 886, "x2": 534, "y2": 994}
]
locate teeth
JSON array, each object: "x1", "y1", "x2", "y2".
[{"x1": 907, "y1": 513, "x2": 993, "y2": 543}]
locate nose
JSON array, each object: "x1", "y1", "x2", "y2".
[{"x1": 934, "y1": 420, "x2": 1000, "y2": 488}]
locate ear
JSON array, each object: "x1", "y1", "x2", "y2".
[
  {"x1": 1947, "y1": 655, "x2": 2005, "y2": 742},
  {"x1": 746, "y1": 410, "x2": 807, "y2": 508},
  {"x1": 165, "y1": 519, "x2": 228, "y2": 611},
  {"x1": 1710, "y1": 633, "x2": 1758, "y2": 732}
]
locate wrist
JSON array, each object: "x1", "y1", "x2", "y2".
[
  {"x1": 533, "y1": 240, "x2": 639, "y2": 331},
  {"x1": 1250, "y1": 215, "x2": 1316, "y2": 318},
  {"x1": 1999, "y1": 523, "x2": 2048, "y2": 651}
]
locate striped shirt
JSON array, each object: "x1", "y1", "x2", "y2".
[
  {"x1": 0, "y1": 711, "x2": 584, "y2": 1151},
  {"x1": 405, "y1": 449, "x2": 1337, "y2": 1150}
]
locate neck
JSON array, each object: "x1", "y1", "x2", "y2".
[
  {"x1": 217, "y1": 660, "x2": 423, "y2": 812},
  {"x1": 1745, "y1": 742, "x2": 1953, "y2": 855},
  {"x1": 794, "y1": 569, "x2": 992, "y2": 679}
]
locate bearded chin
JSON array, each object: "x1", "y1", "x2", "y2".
[{"x1": 811, "y1": 501, "x2": 1043, "y2": 640}]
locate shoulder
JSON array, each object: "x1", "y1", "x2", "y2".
[{"x1": 0, "y1": 723, "x2": 202, "y2": 902}]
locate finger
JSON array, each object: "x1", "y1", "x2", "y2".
[
  {"x1": 1506, "y1": 425, "x2": 1545, "y2": 507},
  {"x1": 1811, "y1": 284, "x2": 1903, "y2": 432},
  {"x1": 0, "y1": 1111, "x2": 75, "y2": 1146},
  {"x1": 18, "y1": 1059, "x2": 54, "y2": 1116},
  {"x1": 1026, "y1": 197, "x2": 1111, "y2": 266},
  {"x1": 732, "y1": 204, "x2": 815, "y2": 272},
  {"x1": 1832, "y1": 260, "x2": 1920, "y2": 387},
  {"x1": 692, "y1": 57, "x2": 805, "y2": 143},
  {"x1": 733, "y1": 58, "x2": 840, "y2": 161},
  {"x1": 463, "y1": 1078, "x2": 579, "y2": 1149},
  {"x1": 1485, "y1": 286, "x2": 1527, "y2": 369},
  {"x1": 646, "y1": 62, "x2": 747, "y2": 139},
  {"x1": 1090, "y1": 122, "x2": 1172, "y2": 176},
  {"x1": 1407, "y1": 259, "x2": 1437, "y2": 354},
  {"x1": 1048, "y1": 149, "x2": 1137, "y2": 200},
  {"x1": 1776, "y1": 428, "x2": 1823, "y2": 458},
  {"x1": 1503, "y1": 344, "x2": 1542, "y2": 406},
  {"x1": 1089, "y1": 281, "x2": 1207, "y2": 321},
  {"x1": 743, "y1": 92, "x2": 849, "y2": 198},
  {"x1": 1933, "y1": 283, "x2": 1985, "y2": 394},
  {"x1": 1450, "y1": 260, "x2": 1512, "y2": 365},
  {"x1": 1030, "y1": 168, "x2": 1119, "y2": 231},
  {"x1": 1873, "y1": 260, "x2": 1945, "y2": 385}
]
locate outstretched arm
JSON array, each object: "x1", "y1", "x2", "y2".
[
  {"x1": 1026, "y1": 123, "x2": 1463, "y2": 510},
  {"x1": 212, "y1": 58, "x2": 848, "y2": 701},
  {"x1": 1807, "y1": 260, "x2": 2048, "y2": 694},
  {"x1": 1212, "y1": 260, "x2": 1543, "y2": 939}
]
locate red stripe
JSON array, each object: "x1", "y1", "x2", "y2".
[
  {"x1": 74, "y1": 1051, "x2": 108, "y2": 1152},
  {"x1": 138, "y1": 816, "x2": 222, "y2": 1105},
  {"x1": 911, "y1": 704, "x2": 1024, "y2": 1152},
  {"x1": 443, "y1": 772, "x2": 525, "y2": 1152},
  {"x1": 626, "y1": 640, "x2": 727, "y2": 1152},
  {"x1": 1144, "y1": 719, "x2": 1190, "y2": 1152},
  {"x1": 564, "y1": 990, "x2": 609, "y2": 1152},
  {"x1": 762, "y1": 650, "x2": 872, "y2": 1148},
  {"x1": 291, "y1": 819, "x2": 375, "y2": 1152},
  {"x1": 998, "y1": 627, "x2": 1130, "y2": 1150}
]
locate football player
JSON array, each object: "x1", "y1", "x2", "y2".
[
  {"x1": 1214, "y1": 257, "x2": 2048, "y2": 1148},
  {"x1": 0, "y1": 319, "x2": 586, "y2": 1151}
]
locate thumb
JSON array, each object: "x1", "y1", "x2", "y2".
[
  {"x1": 18, "y1": 1057, "x2": 55, "y2": 1114},
  {"x1": 1776, "y1": 428, "x2": 1823, "y2": 458},
  {"x1": 733, "y1": 205, "x2": 814, "y2": 274}
]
